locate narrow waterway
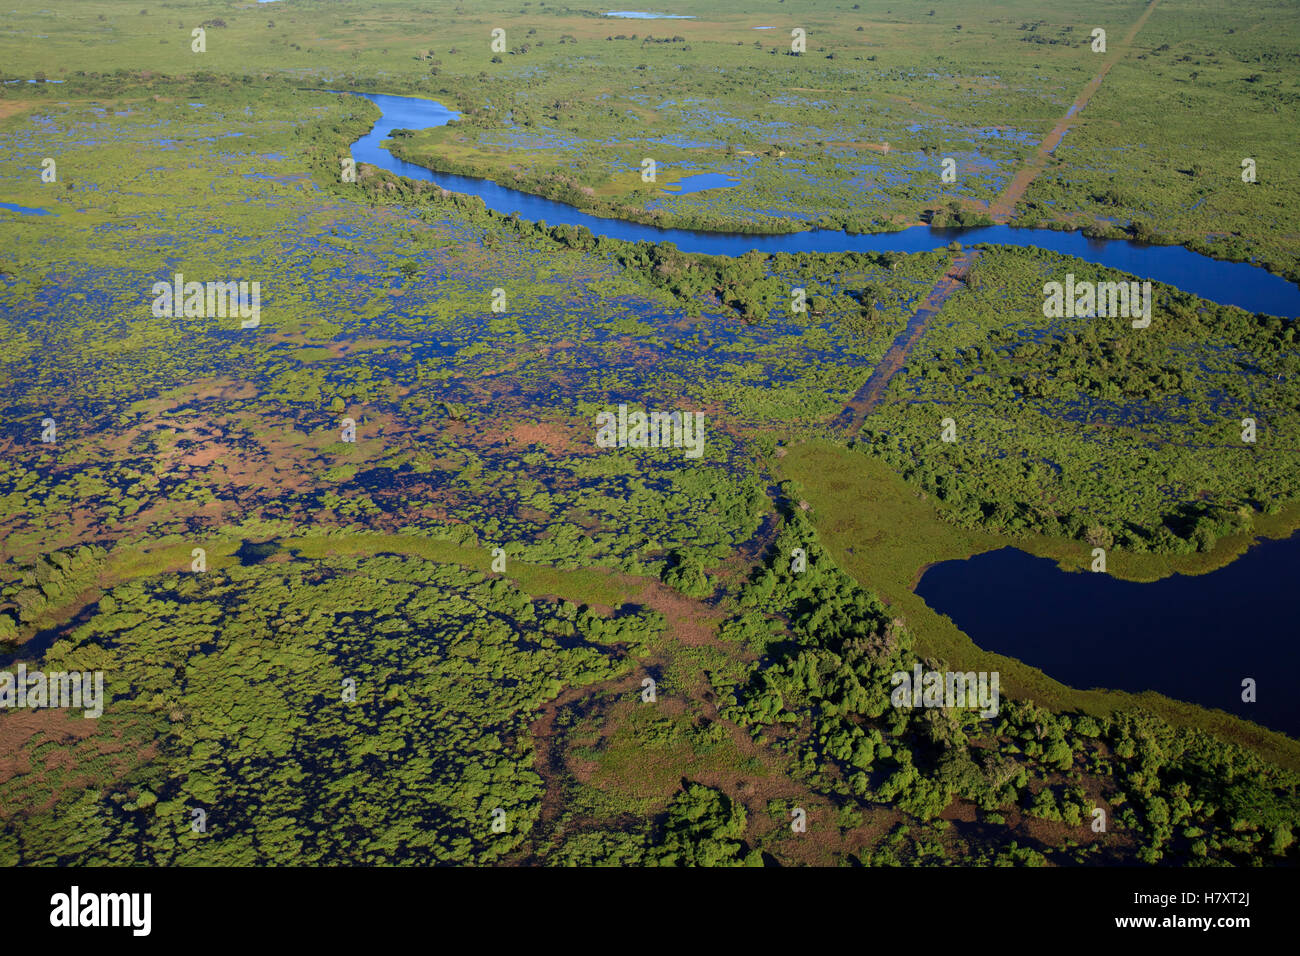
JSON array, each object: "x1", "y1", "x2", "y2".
[{"x1": 346, "y1": 91, "x2": 1300, "y2": 317}]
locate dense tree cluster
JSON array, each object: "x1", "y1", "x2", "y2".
[
  {"x1": 859, "y1": 253, "x2": 1300, "y2": 553},
  {"x1": 719, "y1": 491, "x2": 1300, "y2": 863}
]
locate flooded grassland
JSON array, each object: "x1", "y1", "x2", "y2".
[{"x1": 1, "y1": 0, "x2": 1299, "y2": 867}]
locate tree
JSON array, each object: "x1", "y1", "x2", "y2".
[
  {"x1": 1044, "y1": 739, "x2": 1074, "y2": 770},
  {"x1": 650, "y1": 784, "x2": 757, "y2": 866},
  {"x1": 662, "y1": 551, "x2": 711, "y2": 598}
]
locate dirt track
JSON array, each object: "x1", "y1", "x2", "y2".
[{"x1": 836, "y1": 0, "x2": 1162, "y2": 435}]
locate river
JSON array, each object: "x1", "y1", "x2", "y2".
[{"x1": 347, "y1": 91, "x2": 1300, "y2": 317}]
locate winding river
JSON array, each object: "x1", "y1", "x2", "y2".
[{"x1": 347, "y1": 91, "x2": 1300, "y2": 317}]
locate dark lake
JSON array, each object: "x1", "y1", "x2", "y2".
[{"x1": 915, "y1": 539, "x2": 1300, "y2": 737}]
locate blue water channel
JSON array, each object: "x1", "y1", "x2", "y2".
[
  {"x1": 347, "y1": 92, "x2": 1300, "y2": 317},
  {"x1": 0, "y1": 201, "x2": 54, "y2": 215}
]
